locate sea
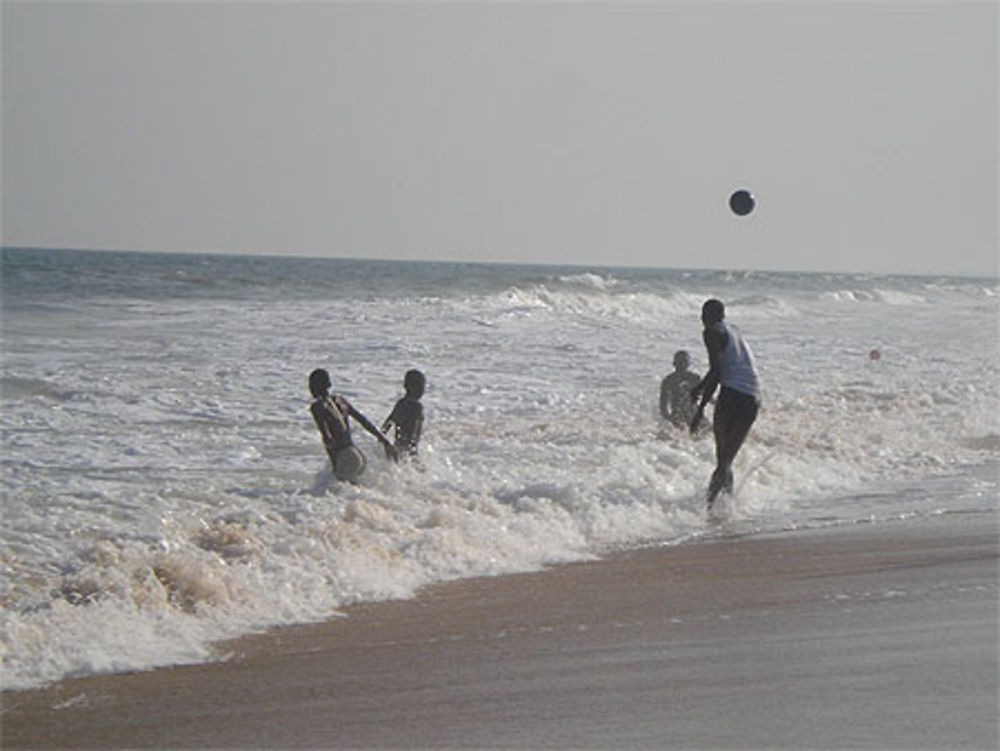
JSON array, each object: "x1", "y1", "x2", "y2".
[{"x1": 1, "y1": 247, "x2": 997, "y2": 691}]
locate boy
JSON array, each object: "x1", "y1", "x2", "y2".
[
  {"x1": 660, "y1": 350, "x2": 701, "y2": 429},
  {"x1": 309, "y1": 368, "x2": 396, "y2": 482},
  {"x1": 382, "y1": 369, "x2": 425, "y2": 458},
  {"x1": 690, "y1": 299, "x2": 761, "y2": 509}
]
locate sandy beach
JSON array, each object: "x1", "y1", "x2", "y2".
[{"x1": 3, "y1": 513, "x2": 997, "y2": 750}]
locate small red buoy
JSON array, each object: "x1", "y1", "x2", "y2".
[{"x1": 869, "y1": 348, "x2": 881, "y2": 361}]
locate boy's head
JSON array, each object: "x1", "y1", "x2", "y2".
[
  {"x1": 404, "y1": 369, "x2": 425, "y2": 399},
  {"x1": 309, "y1": 368, "x2": 331, "y2": 398},
  {"x1": 701, "y1": 298, "x2": 725, "y2": 326},
  {"x1": 673, "y1": 350, "x2": 690, "y2": 372}
]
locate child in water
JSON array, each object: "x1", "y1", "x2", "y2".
[
  {"x1": 382, "y1": 369, "x2": 425, "y2": 458},
  {"x1": 309, "y1": 368, "x2": 396, "y2": 482},
  {"x1": 660, "y1": 350, "x2": 701, "y2": 430}
]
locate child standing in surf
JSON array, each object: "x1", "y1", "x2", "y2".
[
  {"x1": 382, "y1": 369, "x2": 425, "y2": 458},
  {"x1": 308, "y1": 368, "x2": 396, "y2": 482},
  {"x1": 660, "y1": 350, "x2": 701, "y2": 430}
]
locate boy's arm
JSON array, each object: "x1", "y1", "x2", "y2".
[
  {"x1": 311, "y1": 402, "x2": 341, "y2": 464},
  {"x1": 412, "y1": 405, "x2": 423, "y2": 444},
  {"x1": 381, "y1": 404, "x2": 396, "y2": 434},
  {"x1": 690, "y1": 328, "x2": 726, "y2": 432},
  {"x1": 694, "y1": 329, "x2": 725, "y2": 406},
  {"x1": 347, "y1": 401, "x2": 397, "y2": 453},
  {"x1": 310, "y1": 402, "x2": 333, "y2": 444}
]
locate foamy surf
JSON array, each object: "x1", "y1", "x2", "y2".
[{"x1": 1, "y1": 248, "x2": 997, "y2": 690}]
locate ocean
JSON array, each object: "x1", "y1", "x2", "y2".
[{"x1": 1, "y1": 247, "x2": 997, "y2": 691}]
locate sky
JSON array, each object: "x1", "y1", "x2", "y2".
[{"x1": 2, "y1": 1, "x2": 997, "y2": 277}]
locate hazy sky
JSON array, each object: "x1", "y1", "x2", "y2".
[{"x1": 2, "y1": 1, "x2": 997, "y2": 276}]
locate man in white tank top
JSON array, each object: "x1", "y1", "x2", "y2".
[{"x1": 690, "y1": 299, "x2": 761, "y2": 509}]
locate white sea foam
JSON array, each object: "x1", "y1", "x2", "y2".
[{"x1": 1, "y1": 250, "x2": 997, "y2": 690}]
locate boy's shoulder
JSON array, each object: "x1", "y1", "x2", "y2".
[
  {"x1": 705, "y1": 323, "x2": 728, "y2": 349},
  {"x1": 393, "y1": 395, "x2": 422, "y2": 412},
  {"x1": 312, "y1": 395, "x2": 343, "y2": 416}
]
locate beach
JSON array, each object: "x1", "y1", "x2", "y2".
[
  {"x1": 4, "y1": 251, "x2": 998, "y2": 696},
  {"x1": 4, "y1": 512, "x2": 996, "y2": 750}
]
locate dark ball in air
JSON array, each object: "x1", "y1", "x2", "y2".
[{"x1": 729, "y1": 189, "x2": 755, "y2": 216}]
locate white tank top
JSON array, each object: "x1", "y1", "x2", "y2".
[{"x1": 717, "y1": 322, "x2": 760, "y2": 399}]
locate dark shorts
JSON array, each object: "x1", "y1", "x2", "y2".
[
  {"x1": 708, "y1": 387, "x2": 759, "y2": 501},
  {"x1": 714, "y1": 386, "x2": 759, "y2": 441}
]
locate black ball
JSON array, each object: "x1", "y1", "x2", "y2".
[{"x1": 729, "y1": 189, "x2": 755, "y2": 216}]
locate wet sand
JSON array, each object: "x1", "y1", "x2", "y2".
[{"x1": 3, "y1": 513, "x2": 997, "y2": 749}]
